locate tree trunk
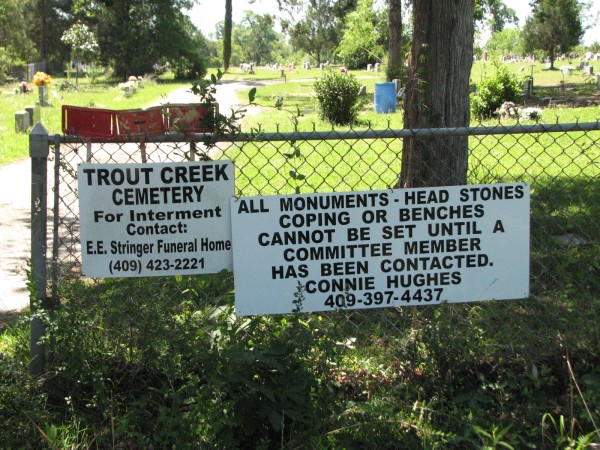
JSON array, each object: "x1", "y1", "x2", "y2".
[
  {"x1": 399, "y1": 0, "x2": 474, "y2": 188},
  {"x1": 387, "y1": 0, "x2": 402, "y2": 82},
  {"x1": 39, "y1": 0, "x2": 48, "y2": 61},
  {"x1": 223, "y1": 0, "x2": 233, "y2": 72}
]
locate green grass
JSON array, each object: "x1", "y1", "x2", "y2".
[
  {"x1": 2, "y1": 61, "x2": 598, "y2": 165},
  {"x1": 471, "y1": 59, "x2": 600, "y2": 85}
]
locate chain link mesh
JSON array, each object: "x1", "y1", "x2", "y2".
[{"x1": 51, "y1": 122, "x2": 599, "y2": 307}]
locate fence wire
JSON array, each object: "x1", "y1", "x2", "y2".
[{"x1": 50, "y1": 122, "x2": 599, "y2": 312}]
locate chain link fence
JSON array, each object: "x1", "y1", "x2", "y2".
[
  {"x1": 47, "y1": 122, "x2": 599, "y2": 297},
  {"x1": 28, "y1": 122, "x2": 596, "y2": 367}
]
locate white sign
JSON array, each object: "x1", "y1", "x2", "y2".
[
  {"x1": 231, "y1": 183, "x2": 530, "y2": 316},
  {"x1": 78, "y1": 161, "x2": 234, "y2": 277}
]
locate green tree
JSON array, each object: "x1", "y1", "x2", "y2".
[
  {"x1": 172, "y1": 17, "x2": 211, "y2": 79},
  {"x1": 523, "y1": 0, "x2": 584, "y2": 69},
  {"x1": 400, "y1": 0, "x2": 475, "y2": 187},
  {"x1": 94, "y1": 0, "x2": 207, "y2": 79},
  {"x1": 485, "y1": 28, "x2": 524, "y2": 56},
  {"x1": 0, "y1": 0, "x2": 37, "y2": 77},
  {"x1": 61, "y1": 23, "x2": 99, "y2": 83},
  {"x1": 33, "y1": 0, "x2": 73, "y2": 63},
  {"x1": 282, "y1": 0, "x2": 356, "y2": 64},
  {"x1": 336, "y1": 0, "x2": 386, "y2": 70},
  {"x1": 486, "y1": 1, "x2": 518, "y2": 32},
  {"x1": 234, "y1": 12, "x2": 279, "y2": 66}
]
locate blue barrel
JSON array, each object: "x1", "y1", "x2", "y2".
[{"x1": 374, "y1": 82, "x2": 397, "y2": 113}]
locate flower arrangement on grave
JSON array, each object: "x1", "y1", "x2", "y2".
[
  {"x1": 496, "y1": 101, "x2": 518, "y2": 119},
  {"x1": 520, "y1": 107, "x2": 543, "y2": 121},
  {"x1": 32, "y1": 72, "x2": 52, "y2": 86}
]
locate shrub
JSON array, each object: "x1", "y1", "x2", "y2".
[
  {"x1": 339, "y1": 47, "x2": 378, "y2": 71},
  {"x1": 57, "y1": 79, "x2": 78, "y2": 92},
  {"x1": 471, "y1": 63, "x2": 523, "y2": 119},
  {"x1": 313, "y1": 70, "x2": 361, "y2": 125}
]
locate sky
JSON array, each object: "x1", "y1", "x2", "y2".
[
  {"x1": 188, "y1": 0, "x2": 280, "y2": 37},
  {"x1": 187, "y1": 0, "x2": 599, "y2": 46}
]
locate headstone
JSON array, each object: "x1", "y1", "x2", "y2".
[
  {"x1": 375, "y1": 63, "x2": 380, "y2": 72},
  {"x1": 25, "y1": 104, "x2": 41, "y2": 125},
  {"x1": 358, "y1": 85, "x2": 367, "y2": 96},
  {"x1": 523, "y1": 76, "x2": 534, "y2": 95},
  {"x1": 15, "y1": 110, "x2": 30, "y2": 132},
  {"x1": 367, "y1": 63, "x2": 372, "y2": 72},
  {"x1": 584, "y1": 66, "x2": 594, "y2": 75},
  {"x1": 596, "y1": 73, "x2": 600, "y2": 91}
]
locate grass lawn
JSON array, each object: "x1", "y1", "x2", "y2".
[{"x1": 2, "y1": 61, "x2": 598, "y2": 165}]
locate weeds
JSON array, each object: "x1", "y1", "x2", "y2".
[{"x1": 5, "y1": 269, "x2": 600, "y2": 448}]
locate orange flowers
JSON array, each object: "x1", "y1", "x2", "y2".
[{"x1": 32, "y1": 72, "x2": 52, "y2": 86}]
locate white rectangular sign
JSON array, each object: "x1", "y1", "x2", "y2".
[
  {"x1": 231, "y1": 183, "x2": 530, "y2": 316},
  {"x1": 78, "y1": 161, "x2": 234, "y2": 277}
]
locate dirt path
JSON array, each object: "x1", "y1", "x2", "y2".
[
  {"x1": 0, "y1": 79, "x2": 269, "y2": 313},
  {"x1": 0, "y1": 159, "x2": 31, "y2": 312}
]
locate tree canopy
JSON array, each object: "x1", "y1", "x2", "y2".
[
  {"x1": 0, "y1": 0, "x2": 37, "y2": 79},
  {"x1": 336, "y1": 0, "x2": 386, "y2": 70},
  {"x1": 282, "y1": 0, "x2": 357, "y2": 64},
  {"x1": 85, "y1": 0, "x2": 208, "y2": 79},
  {"x1": 0, "y1": 0, "x2": 211, "y2": 80},
  {"x1": 486, "y1": 28, "x2": 524, "y2": 56},
  {"x1": 523, "y1": 0, "x2": 584, "y2": 68},
  {"x1": 234, "y1": 12, "x2": 279, "y2": 66}
]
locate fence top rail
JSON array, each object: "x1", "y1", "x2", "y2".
[{"x1": 48, "y1": 121, "x2": 600, "y2": 145}]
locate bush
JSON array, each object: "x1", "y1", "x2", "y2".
[
  {"x1": 57, "y1": 79, "x2": 78, "y2": 92},
  {"x1": 471, "y1": 63, "x2": 523, "y2": 119},
  {"x1": 172, "y1": 52, "x2": 208, "y2": 80},
  {"x1": 340, "y1": 47, "x2": 378, "y2": 71},
  {"x1": 313, "y1": 70, "x2": 361, "y2": 125}
]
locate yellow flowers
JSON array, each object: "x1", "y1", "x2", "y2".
[{"x1": 32, "y1": 72, "x2": 52, "y2": 86}]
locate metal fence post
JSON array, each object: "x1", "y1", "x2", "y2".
[{"x1": 29, "y1": 122, "x2": 50, "y2": 376}]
